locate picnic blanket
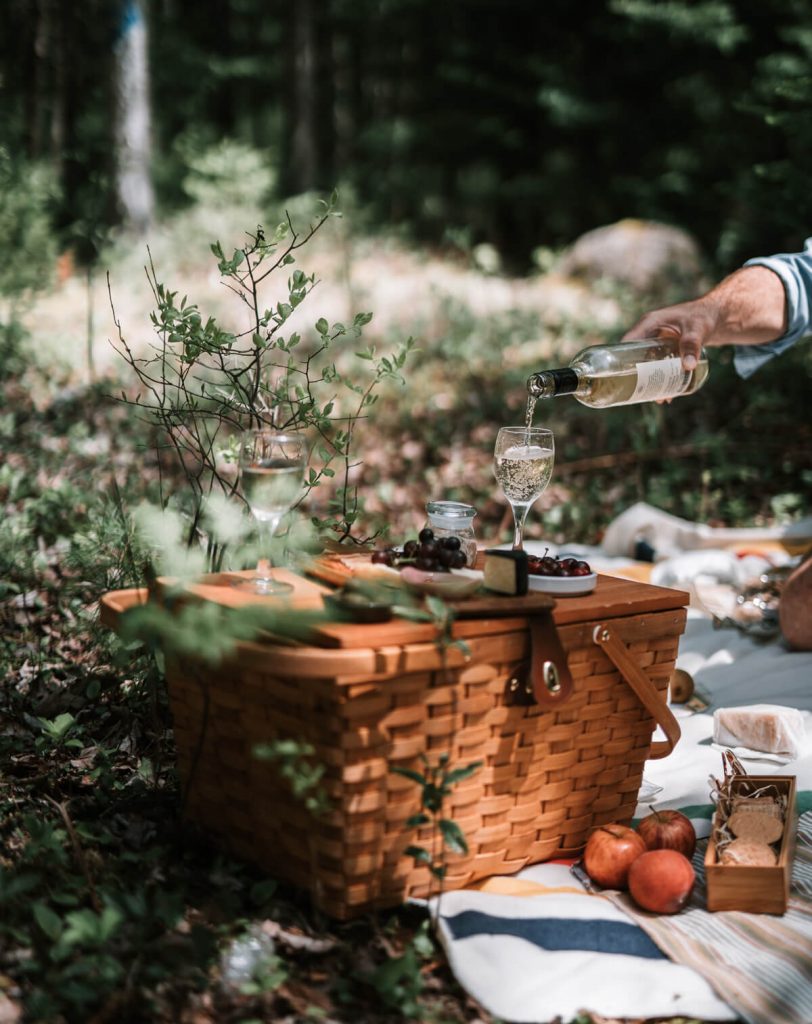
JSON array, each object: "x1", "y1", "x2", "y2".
[
  {"x1": 436, "y1": 811, "x2": 812, "y2": 1024},
  {"x1": 433, "y1": 515, "x2": 812, "y2": 1024}
]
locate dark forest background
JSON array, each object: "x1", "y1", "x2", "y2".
[{"x1": 3, "y1": 0, "x2": 812, "y2": 273}]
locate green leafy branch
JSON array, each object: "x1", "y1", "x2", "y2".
[
  {"x1": 391, "y1": 753, "x2": 482, "y2": 926},
  {"x1": 109, "y1": 197, "x2": 416, "y2": 563},
  {"x1": 253, "y1": 738, "x2": 330, "y2": 818},
  {"x1": 118, "y1": 598, "x2": 328, "y2": 666}
]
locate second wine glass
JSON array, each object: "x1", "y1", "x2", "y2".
[
  {"x1": 493, "y1": 426, "x2": 555, "y2": 551},
  {"x1": 235, "y1": 429, "x2": 307, "y2": 595}
]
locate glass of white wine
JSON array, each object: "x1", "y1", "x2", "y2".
[
  {"x1": 493, "y1": 426, "x2": 555, "y2": 551},
  {"x1": 234, "y1": 429, "x2": 307, "y2": 595}
]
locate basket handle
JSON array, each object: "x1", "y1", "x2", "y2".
[{"x1": 592, "y1": 623, "x2": 680, "y2": 759}]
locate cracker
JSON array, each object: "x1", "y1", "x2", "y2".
[
  {"x1": 731, "y1": 796, "x2": 782, "y2": 819},
  {"x1": 719, "y1": 839, "x2": 778, "y2": 866},
  {"x1": 728, "y1": 810, "x2": 784, "y2": 844}
]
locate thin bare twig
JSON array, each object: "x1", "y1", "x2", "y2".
[{"x1": 44, "y1": 795, "x2": 102, "y2": 913}]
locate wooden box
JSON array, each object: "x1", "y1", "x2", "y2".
[
  {"x1": 100, "y1": 568, "x2": 688, "y2": 919},
  {"x1": 704, "y1": 774, "x2": 797, "y2": 914}
]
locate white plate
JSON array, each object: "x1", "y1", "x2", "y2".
[
  {"x1": 399, "y1": 566, "x2": 483, "y2": 598},
  {"x1": 527, "y1": 572, "x2": 597, "y2": 596},
  {"x1": 456, "y1": 566, "x2": 597, "y2": 597}
]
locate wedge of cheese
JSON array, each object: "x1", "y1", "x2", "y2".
[
  {"x1": 712, "y1": 704, "x2": 805, "y2": 759},
  {"x1": 482, "y1": 549, "x2": 529, "y2": 596}
]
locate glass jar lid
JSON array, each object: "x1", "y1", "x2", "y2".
[{"x1": 426, "y1": 500, "x2": 477, "y2": 527}]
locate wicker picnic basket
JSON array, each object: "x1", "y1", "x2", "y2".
[{"x1": 100, "y1": 565, "x2": 687, "y2": 919}]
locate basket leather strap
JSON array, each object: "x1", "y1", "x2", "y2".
[
  {"x1": 592, "y1": 623, "x2": 680, "y2": 759},
  {"x1": 527, "y1": 614, "x2": 574, "y2": 707}
]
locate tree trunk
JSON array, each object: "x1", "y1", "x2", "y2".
[
  {"x1": 114, "y1": 0, "x2": 154, "y2": 233},
  {"x1": 290, "y1": 0, "x2": 319, "y2": 191},
  {"x1": 49, "y1": 0, "x2": 67, "y2": 180},
  {"x1": 30, "y1": 0, "x2": 54, "y2": 160}
]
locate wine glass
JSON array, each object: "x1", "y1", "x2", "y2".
[
  {"x1": 234, "y1": 429, "x2": 307, "y2": 595},
  {"x1": 493, "y1": 426, "x2": 555, "y2": 550}
]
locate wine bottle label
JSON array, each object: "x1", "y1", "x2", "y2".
[{"x1": 631, "y1": 357, "x2": 690, "y2": 402}]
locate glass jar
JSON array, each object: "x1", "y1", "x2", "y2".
[{"x1": 423, "y1": 500, "x2": 478, "y2": 566}]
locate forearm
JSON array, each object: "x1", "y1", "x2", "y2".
[{"x1": 700, "y1": 265, "x2": 787, "y2": 347}]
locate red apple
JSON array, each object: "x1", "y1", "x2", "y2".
[
  {"x1": 637, "y1": 808, "x2": 696, "y2": 860},
  {"x1": 628, "y1": 849, "x2": 695, "y2": 914},
  {"x1": 583, "y1": 824, "x2": 646, "y2": 890}
]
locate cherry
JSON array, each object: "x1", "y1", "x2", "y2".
[{"x1": 527, "y1": 552, "x2": 592, "y2": 578}]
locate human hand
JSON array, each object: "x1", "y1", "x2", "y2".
[{"x1": 621, "y1": 298, "x2": 719, "y2": 372}]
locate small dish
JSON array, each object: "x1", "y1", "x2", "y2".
[
  {"x1": 399, "y1": 566, "x2": 483, "y2": 599},
  {"x1": 527, "y1": 572, "x2": 597, "y2": 596}
]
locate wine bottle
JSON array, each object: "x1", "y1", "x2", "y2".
[{"x1": 527, "y1": 337, "x2": 709, "y2": 409}]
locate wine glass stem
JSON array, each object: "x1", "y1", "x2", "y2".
[
  {"x1": 255, "y1": 514, "x2": 282, "y2": 585},
  {"x1": 511, "y1": 503, "x2": 530, "y2": 551}
]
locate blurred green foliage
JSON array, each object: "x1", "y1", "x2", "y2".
[{"x1": 0, "y1": 148, "x2": 57, "y2": 305}]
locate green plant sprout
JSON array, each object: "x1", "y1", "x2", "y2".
[{"x1": 36, "y1": 713, "x2": 80, "y2": 750}]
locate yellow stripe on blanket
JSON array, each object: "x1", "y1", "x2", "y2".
[{"x1": 470, "y1": 876, "x2": 606, "y2": 898}]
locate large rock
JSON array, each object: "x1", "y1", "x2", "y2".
[{"x1": 557, "y1": 218, "x2": 706, "y2": 301}]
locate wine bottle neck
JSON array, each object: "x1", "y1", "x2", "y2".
[{"x1": 527, "y1": 367, "x2": 580, "y2": 399}]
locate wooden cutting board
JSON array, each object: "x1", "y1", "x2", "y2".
[
  {"x1": 156, "y1": 569, "x2": 330, "y2": 611},
  {"x1": 308, "y1": 574, "x2": 689, "y2": 647},
  {"x1": 152, "y1": 554, "x2": 688, "y2": 650}
]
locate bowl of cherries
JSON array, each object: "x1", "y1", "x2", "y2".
[{"x1": 526, "y1": 551, "x2": 597, "y2": 596}]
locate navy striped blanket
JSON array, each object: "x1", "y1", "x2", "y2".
[{"x1": 434, "y1": 808, "x2": 812, "y2": 1024}]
